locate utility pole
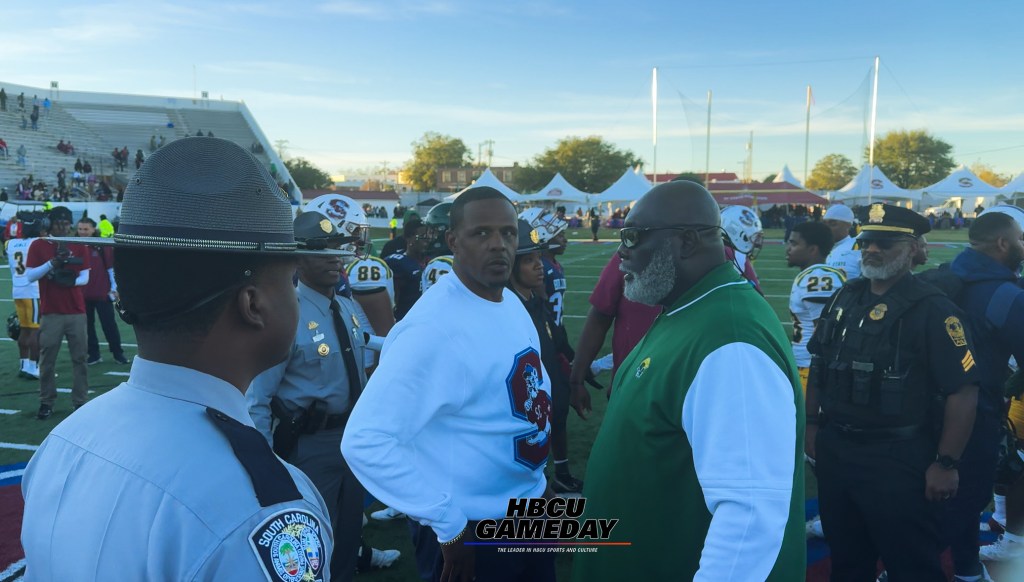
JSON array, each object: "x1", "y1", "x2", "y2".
[
  {"x1": 380, "y1": 161, "x2": 389, "y2": 190},
  {"x1": 478, "y1": 140, "x2": 495, "y2": 167},
  {"x1": 273, "y1": 139, "x2": 289, "y2": 159},
  {"x1": 744, "y1": 131, "x2": 753, "y2": 183}
]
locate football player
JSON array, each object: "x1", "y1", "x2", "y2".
[
  {"x1": 385, "y1": 218, "x2": 429, "y2": 321},
  {"x1": 6, "y1": 212, "x2": 46, "y2": 379},
  {"x1": 420, "y1": 202, "x2": 454, "y2": 294},
  {"x1": 721, "y1": 205, "x2": 764, "y2": 294}
]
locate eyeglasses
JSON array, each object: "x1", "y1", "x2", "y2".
[
  {"x1": 619, "y1": 225, "x2": 721, "y2": 249},
  {"x1": 857, "y1": 238, "x2": 913, "y2": 251}
]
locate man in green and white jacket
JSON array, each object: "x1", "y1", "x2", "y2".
[{"x1": 572, "y1": 181, "x2": 806, "y2": 581}]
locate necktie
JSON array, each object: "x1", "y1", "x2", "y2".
[{"x1": 329, "y1": 299, "x2": 364, "y2": 407}]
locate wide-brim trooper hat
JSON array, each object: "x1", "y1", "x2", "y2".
[
  {"x1": 856, "y1": 203, "x2": 930, "y2": 241},
  {"x1": 52, "y1": 137, "x2": 339, "y2": 255}
]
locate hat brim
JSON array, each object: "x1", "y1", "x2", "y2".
[
  {"x1": 515, "y1": 243, "x2": 549, "y2": 255},
  {"x1": 856, "y1": 229, "x2": 917, "y2": 241},
  {"x1": 49, "y1": 236, "x2": 346, "y2": 256}
]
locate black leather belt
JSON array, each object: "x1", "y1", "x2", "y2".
[
  {"x1": 320, "y1": 412, "x2": 349, "y2": 432},
  {"x1": 829, "y1": 422, "x2": 924, "y2": 441}
]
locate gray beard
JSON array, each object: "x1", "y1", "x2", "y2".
[
  {"x1": 622, "y1": 241, "x2": 677, "y2": 306},
  {"x1": 861, "y1": 247, "x2": 913, "y2": 281}
]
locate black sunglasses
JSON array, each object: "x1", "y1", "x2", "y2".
[{"x1": 619, "y1": 225, "x2": 721, "y2": 249}]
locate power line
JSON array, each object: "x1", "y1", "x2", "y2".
[{"x1": 657, "y1": 56, "x2": 873, "y2": 70}]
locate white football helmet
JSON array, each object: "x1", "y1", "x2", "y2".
[
  {"x1": 518, "y1": 207, "x2": 567, "y2": 247},
  {"x1": 721, "y1": 205, "x2": 764, "y2": 259},
  {"x1": 304, "y1": 194, "x2": 370, "y2": 260},
  {"x1": 979, "y1": 204, "x2": 1024, "y2": 230}
]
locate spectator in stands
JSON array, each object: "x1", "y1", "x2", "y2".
[
  {"x1": 110, "y1": 149, "x2": 122, "y2": 171},
  {"x1": 135, "y1": 149, "x2": 145, "y2": 170},
  {"x1": 0, "y1": 88, "x2": 6, "y2": 111},
  {"x1": 158, "y1": 135, "x2": 166, "y2": 148},
  {"x1": 269, "y1": 162, "x2": 278, "y2": 179},
  {"x1": 207, "y1": 131, "x2": 215, "y2": 138},
  {"x1": 98, "y1": 215, "x2": 115, "y2": 238},
  {"x1": 20, "y1": 114, "x2": 27, "y2": 130},
  {"x1": 0, "y1": 137, "x2": 8, "y2": 159},
  {"x1": 57, "y1": 140, "x2": 68, "y2": 155},
  {"x1": 43, "y1": 98, "x2": 51, "y2": 117},
  {"x1": 0, "y1": 188, "x2": 7, "y2": 202},
  {"x1": 82, "y1": 160, "x2": 92, "y2": 175},
  {"x1": 17, "y1": 144, "x2": 27, "y2": 167},
  {"x1": 121, "y1": 146, "x2": 129, "y2": 167},
  {"x1": 149, "y1": 135, "x2": 157, "y2": 152},
  {"x1": 97, "y1": 181, "x2": 113, "y2": 202},
  {"x1": 30, "y1": 110, "x2": 39, "y2": 131},
  {"x1": 72, "y1": 171, "x2": 84, "y2": 188},
  {"x1": 57, "y1": 169, "x2": 66, "y2": 192},
  {"x1": 195, "y1": 129, "x2": 204, "y2": 137},
  {"x1": 17, "y1": 92, "x2": 25, "y2": 112}
]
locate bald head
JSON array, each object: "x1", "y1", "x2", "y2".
[{"x1": 627, "y1": 180, "x2": 721, "y2": 229}]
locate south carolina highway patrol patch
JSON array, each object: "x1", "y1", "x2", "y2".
[{"x1": 249, "y1": 510, "x2": 327, "y2": 582}]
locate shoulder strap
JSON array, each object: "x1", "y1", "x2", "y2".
[
  {"x1": 986, "y1": 282, "x2": 1022, "y2": 329},
  {"x1": 205, "y1": 407, "x2": 302, "y2": 507}
]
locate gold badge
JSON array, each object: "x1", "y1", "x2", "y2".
[
  {"x1": 319, "y1": 219, "x2": 332, "y2": 234},
  {"x1": 946, "y1": 316, "x2": 967, "y2": 347},
  {"x1": 869, "y1": 303, "x2": 888, "y2": 321},
  {"x1": 962, "y1": 350, "x2": 976, "y2": 372},
  {"x1": 317, "y1": 343, "x2": 330, "y2": 356},
  {"x1": 308, "y1": 321, "x2": 319, "y2": 330},
  {"x1": 635, "y1": 357, "x2": 651, "y2": 378},
  {"x1": 530, "y1": 229, "x2": 540, "y2": 244},
  {"x1": 868, "y1": 204, "x2": 886, "y2": 223}
]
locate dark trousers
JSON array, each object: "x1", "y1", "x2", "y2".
[
  {"x1": 288, "y1": 428, "x2": 364, "y2": 582},
  {"x1": 941, "y1": 409, "x2": 1001, "y2": 576},
  {"x1": 85, "y1": 299, "x2": 124, "y2": 360},
  {"x1": 422, "y1": 524, "x2": 556, "y2": 582},
  {"x1": 817, "y1": 427, "x2": 945, "y2": 582}
]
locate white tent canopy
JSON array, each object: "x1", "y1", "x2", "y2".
[
  {"x1": 999, "y1": 172, "x2": 1024, "y2": 197},
  {"x1": 596, "y1": 168, "x2": 652, "y2": 204},
  {"x1": 443, "y1": 168, "x2": 524, "y2": 203},
  {"x1": 832, "y1": 164, "x2": 919, "y2": 202},
  {"x1": 521, "y1": 173, "x2": 591, "y2": 204},
  {"x1": 920, "y1": 165, "x2": 1001, "y2": 200},
  {"x1": 772, "y1": 164, "x2": 803, "y2": 188}
]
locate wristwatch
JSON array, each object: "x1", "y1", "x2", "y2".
[{"x1": 934, "y1": 454, "x2": 961, "y2": 470}]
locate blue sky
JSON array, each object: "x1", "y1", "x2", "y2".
[{"x1": 5, "y1": 0, "x2": 1024, "y2": 184}]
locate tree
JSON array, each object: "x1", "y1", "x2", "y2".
[
  {"x1": 762, "y1": 173, "x2": 777, "y2": 184},
  {"x1": 805, "y1": 154, "x2": 858, "y2": 191},
  {"x1": 970, "y1": 162, "x2": 1011, "y2": 188},
  {"x1": 868, "y1": 130, "x2": 956, "y2": 189},
  {"x1": 511, "y1": 136, "x2": 642, "y2": 193},
  {"x1": 405, "y1": 132, "x2": 471, "y2": 192},
  {"x1": 284, "y1": 158, "x2": 331, "y2": 189}
]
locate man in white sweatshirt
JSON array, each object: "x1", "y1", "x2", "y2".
[{"x1": 342, "y1": 186, "x2": 555, "y2": 582}]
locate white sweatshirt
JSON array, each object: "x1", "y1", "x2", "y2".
[{"x1": 341, "y1": 272, "x2": 551, "y2": 542}]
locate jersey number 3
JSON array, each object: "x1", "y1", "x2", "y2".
[
  {"x1": 806, "y1": 276, "x2": 834, "y2": 292},
  {"x1": 13, "y1": 252, "x2": 25, "y2": 276}
]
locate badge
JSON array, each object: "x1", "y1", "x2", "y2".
[
  {"x1": 307, "y1": 321, "x2": 318, "y2": 330},
  {"x1": 869, "y1": 203, "x2": 886, "y2": 223},
  {"x1": 530, "y1": 229, "x2": 540, "y2": 244},
  {"x1": 249, "y1": 509, "x2": 326, "y2": 582},
  {"x1": 635, "y1": 357, "x2": 651, "y2": 378},
  {"x1": 317, "y1": 343, "x2": 329, "y2": 356},
  {"x1": 869, "y1": 303, "x2": 888, "y2": 321},
  {"x1": 319, "y1": 219, "x2": 332, "y2": 234},
  {"x1": 312, "y1": 333, "x2": 324, "y2": 343},
  {"x1": 945, "y1": 316, "x2": 967, "y2": 347},
  {"x1": 962, "y1": 350, "x2": 976, "y2": 372},
  {"x1": 351, "y1": 314, "x2": 359, "y2": 328}
]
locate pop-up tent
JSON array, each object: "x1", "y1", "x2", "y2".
[
  {"x1": 832, "y1": 165, "x2": 919, "y2": 203},
  {"x1": 521, "y1": 173, "x2": 591, "y2": 204},
  {"x1": 772, "y1": 164, "x2": 803, "y2": 188},
  {"x1": 597, "y1": 168, "x2": 652, "y2": 204},
  {"x1": 444, "y1": 168, "x2": 524, "y2": 203},
  {"x1": 999, "y1": 172, "x2": 1024, "y2": 200},
  {"x1": 708, "y1": 181, "x2": 827, "y2": 207},
  {"x1": 920, "y1": 165, "x2": 1001, "y2": 200}
]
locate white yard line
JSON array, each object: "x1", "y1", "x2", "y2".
[
  {"x1": 0, "y1": 442, "x2": 38, "y2": 451},
  {"x1": 0, "y1": 409, "x2": 19, "y2": 415},
  {"x1": 56, "y1": 388, "x2": 95, "y2": 394},
  {"x1": 104, "y1": 372, "x2": 130, "y2": 377}
]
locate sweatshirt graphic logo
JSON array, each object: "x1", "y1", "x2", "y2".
[{"x1": 506, "y1": 348, "x2": 551, "y2": 470}]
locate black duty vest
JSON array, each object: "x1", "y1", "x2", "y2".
[{"x1": 813, "y1": 274, "x2": 942, "y2": 430}]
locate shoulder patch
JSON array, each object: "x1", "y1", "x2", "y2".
[
  {"x1": 945, "y1": 316, "x2": 967, "y2": 347},
  {"x1": 249, "y1": 509, "x2": 327, "y2": 582}
]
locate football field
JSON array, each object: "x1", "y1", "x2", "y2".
[{"x1": 0, "y1": 227, "x2": 969, "y2": 580}]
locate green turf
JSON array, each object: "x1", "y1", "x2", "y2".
[{"x1": 0, "y1": 230, "x2": 967, "y2": 580}]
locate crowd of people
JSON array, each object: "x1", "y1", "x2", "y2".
[{"x1": 12, "y1": 137, "x2": 1024, "y2": 581}]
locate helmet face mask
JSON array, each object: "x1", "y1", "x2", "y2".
[
  {"x1": 424, "y1": 202, "x2": 453, "y2": 257},
  {"x1": 720, "y1": 205, "x2": 764, "y2": 258}
]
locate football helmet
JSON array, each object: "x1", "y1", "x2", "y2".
[
  {"x1": 518, "y1": 207, "x2": 567, "y2": 248},
  {"x1": 304, "y1": 194, "x2": 369, "y2": 259},
  {"x1": 721, "y1": 205, "x2": 764, "y2": 259},
  {"x1": 7, "y1": 312, "x2": 19, "y2": 341},
  {"x1": 423, "y1": 202, "x2": 452, "y2": 257}
]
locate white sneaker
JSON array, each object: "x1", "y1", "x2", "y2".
[
  {"x1": 370, "y1": 506, "x2": 406, "y2": 521},
  {"x1": 980, "y1": 534, "x2": 1024, "y2": 561},
  {"x1": 806, "y1": 517, "x2": 824, "y2": 539},
  {"x1": 370, "y1": 548, "x2": 400, "y2": 568}
]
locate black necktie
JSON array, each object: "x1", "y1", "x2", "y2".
[{"x1": 329, "y1": 299, "x2": 364, "y2": 407}]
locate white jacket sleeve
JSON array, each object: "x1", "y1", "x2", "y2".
[
  {"x1": 682, "y1": 343, "x2": 796, "y2": 581},
  {"x1": 341, "y1": 321, "x2": 469, "y2": 542}
]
